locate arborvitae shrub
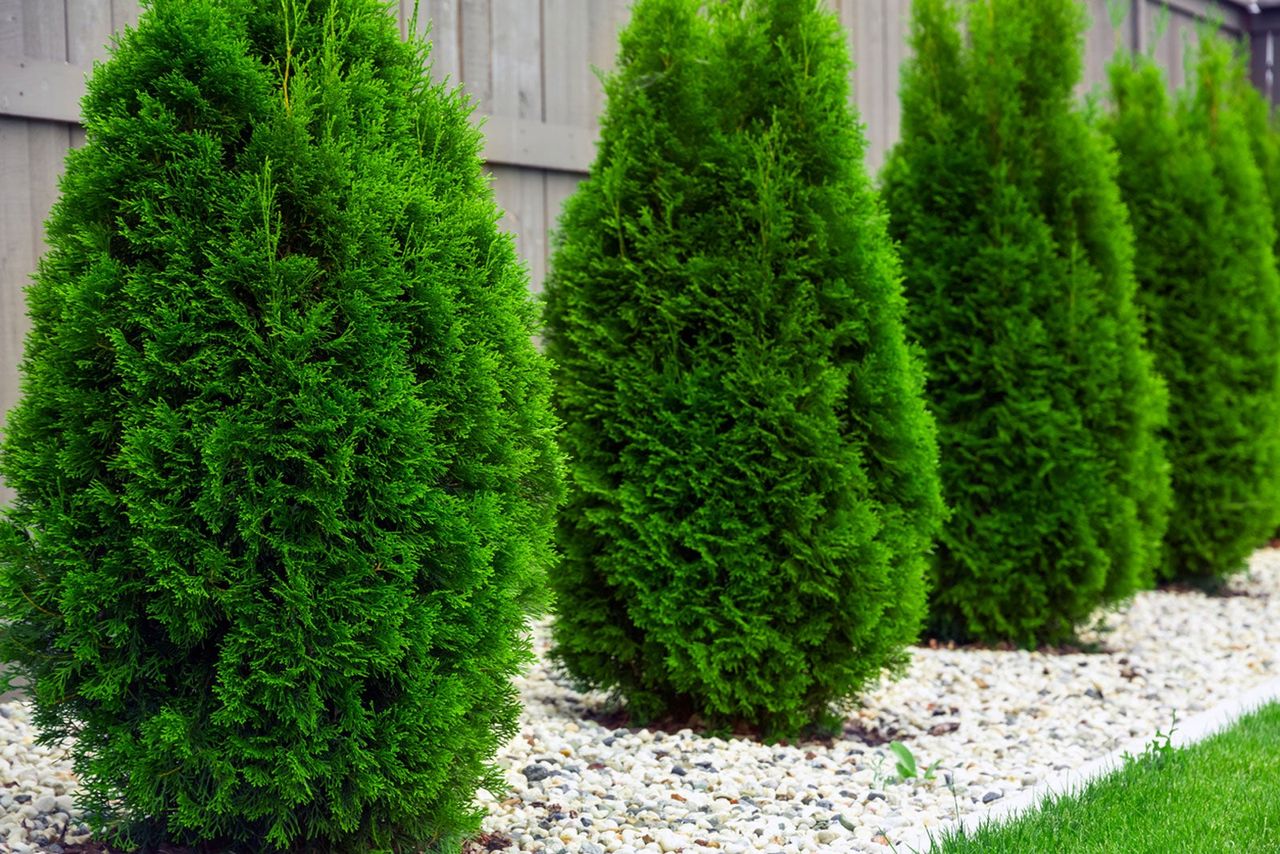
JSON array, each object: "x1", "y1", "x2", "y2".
[
  {"x1": 1233, "y1": 55, "x2": 1280, "y2": 547},
  {"x1": 543, "y1": 0, "x2": 943, "y2": 738},
  {"x1": 0, "y1": 0, "x2": 562, "y2": 850},
  {"x1": 881, "y1": 0, "x2": 1169, "y2": 645},
  {"x1": 1103, "y1": 42, "x2": 1280, "y2": 582},
  {"x1": 1234, "y1": 62, "x2": 1280, "y2": 266}
]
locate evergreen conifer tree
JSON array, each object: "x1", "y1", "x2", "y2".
[
  {"x1": 0, "y1": 0, "x2": 562, "y2": 850},
  {"x1": 543, "y1": 0, "x2": 943, "y2": 737},
  {"x1": 881, "y1": 0, "x2": 1169, "y2": 645},
  {"x1": 1103, "y1": 41, "x2": 1280, "y2": 582},
  {"x1": 1233, "y1": 60, "x2": 1280, "y2": 265}
]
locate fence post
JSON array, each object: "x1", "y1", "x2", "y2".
[
  {"x1": 1131, "y1": 0, "x2": 1147, "y2": 53},
  {"x1": 1248, "y1": 9, "x2": 1280, "y2": 105}
]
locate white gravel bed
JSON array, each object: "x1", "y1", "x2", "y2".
[
  {"x1": 2, "y1": 549, "x2": 1278, "y2": 853},
  {"x1": 0, "y1": 707, "x2": 83, "y2": 853}
]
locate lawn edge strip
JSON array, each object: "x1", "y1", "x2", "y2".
[{"x1": 891, "y1": 670, "x2": 1280, "y2": 853}]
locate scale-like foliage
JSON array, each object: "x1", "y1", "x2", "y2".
[
  {"x1": 543, "y1": 0, "x2": 943, "y2": 738},
  {"x1": 1234, "y1": 57, "x2": 1280, "y2": 267},
  {"x1": 1104, "y1": 42, "x2": 1280, "y2": 582},
  {"x1": 881, "y1": 0, "x2": 1169, "y2": 645},
  {"x1": 0, "y1": 1, "x2": 562, "y2": 850},
  {"x1": 1233, "y1": 51, "x2": 1280, "y2": 549}
]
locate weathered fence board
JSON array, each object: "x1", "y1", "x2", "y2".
[
  {"x1": 66, "y1": 0, "x2": 115, "y2": 67},
  {"x1": 544, "y1": 0, "x2": 593, "y2": 126},
  {"x1": 0, "y1": 117, "x2": 37, "y2": 451},
  {"x1": 492, "y1": 164, "x2": 549, "y2": 291}
]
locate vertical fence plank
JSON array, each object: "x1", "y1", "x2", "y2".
[
  {"x1": 543, "y1": 170, "x2": 580, "y2": 277},
  {"x1": 461, "y1": 0, "x2": 493, "y2": 112},
  {"x1": 851, "y1": 0, "x2": 888, "y2": 169},
  {"x1": 66, "y1": 0, "x2": 112, "y2": 156},
  {"x1": 489, "y1": 0, "x2": 542, "y2": 120},
  {"x1": 836, "y1": 0, "x2": 856, "y2": 76},
  {"x1": 0, "y1": 4, "x2": 29, "y2": 495},
  {"x1": 21, "y1": 0, "x2": 63, "y2": 59},
  {"x1": 586, "y1": 1, "x2": 628, "y2": 126},
  {"x1": 1082, "y1": 0, "x2": 1117, "y2": 95},
  {"x1": 22, "y1": 0, "x2": 70, "y2": 259},
  {"x1": 109, "y1": 0, "x2": 139, "y2": 30},
  {"x1": 1153, "y1": 4, "x2": 1177, "y2": 89},
  {"x1": 491, "y1": 165, "x2": 548, "y2": 292},
  {"x1": 0, "y1": 117, "x2": 34, "y2": 503},
  {"x1": 417, "y1": 0, "x2": 461, "y2": 85},
  {"x1": 541, "y1": 1, "x2": 589, "y2": 288},
  {"x1": 0, "y1": 1, "x2": 19, "y2": 52},
  {"x1": 3, "y1": 1, "x2": 75, "y2": 502},
  {"x1": 544, "y1": 0, "x2": 590, "y2": 127},
  {"x1": 26, "y1": 123, "x2": 69, "y2": 261},
  {"x1": 881, "y1": 0, "x2": 907, "y2": 172},
  {"x1": 487, "y1": 2, "x2": 545, "y2": 290},
  {"x1": 66, "y1": 0, "x2": 115, "y2": 67},
  {"x1": 1132, "y1": 0, "x2": 1149, "y2": 53},
  {"x1": 1168, "y1": 10, "x2": 1193, "y2": 90}
]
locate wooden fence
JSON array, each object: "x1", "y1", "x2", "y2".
[{"x1": 0, "y1": 0, "x2": 1261, "y2": 501}]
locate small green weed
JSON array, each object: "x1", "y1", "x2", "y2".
[
  {"x1": 869, "y1": 751, "x2": 887, "y2": 788},
  {"x1": 1122, "y1": 712, "x2": 1178, "y2": 769},
  {"x1": 889, "y1": 741, "x2": 942, "y2": 782}
]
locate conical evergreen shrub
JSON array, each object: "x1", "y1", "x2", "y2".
[
  {"x1": 543, "y1": 0, "x2": 943, "y2": 738},
  {"x1": 1231, "y1": 55, "x2": 1280, "y2": 547},
  {"x1": 1233, "y1": 59, "x2": 1280, "y2": 266},
  {"x1": 1103, "y1": 41, "x2": 1280, "y2": 582},
  {"x1": 0, "y1": 0, "x2": 562, "y2": 850},
  {"x1": 881, "y1": 0, "x2": 1169, "y2": 645}
]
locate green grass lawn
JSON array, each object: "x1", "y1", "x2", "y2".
[{"x1": 929, "y1": 703, "x2": 1280, "y2": 854}]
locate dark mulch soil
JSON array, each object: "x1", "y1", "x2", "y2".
[
  {"x1": 825, "y1": 718, "x2": 912, "y2": 748},
  {"x1": 581, "y1": 703, "x2": 849, "y2": 746},
  {"x1": 1158, "y1": 579, "x2": 1269, "y2": 599},
  {"x1": 916, "y1": 635, "x2": 1116, "y2": 656},
  {"x1": 63, "y1": 845, "x2": 204, "y2": 854},
  {"x1": 582, "y1": 700, "x2": 916, "y2": 748},
  {"x1": 582, "y1": 705, "x2": 733, "y2": 737}
]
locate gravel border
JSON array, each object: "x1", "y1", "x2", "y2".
[
  {"x1": 2, "y1": 549, "x2": 1277, "y2": 853},
  {"x1": 479, "y1": 548, "x2": 1280, "y2": 852}
]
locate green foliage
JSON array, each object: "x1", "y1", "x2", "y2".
[
  {"x1": 1102, "y1": 41, "x2": 1280, "y2": 582},
  {"x1": 543, "y1": 0, "x2": 943, "y2": 738},
  {"x1": 881, "y1": 0, "x2": 1170, "y2": 645},
  {"x1": 0, "y1": 0, "x2": 562, "y2": 850},
  {"x1": 1234, "y1": 60, "x2": 1280, "y2": 544},
  {"x1": 1233, "y1": 59, "x2": 1280, "y2": 266}
]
